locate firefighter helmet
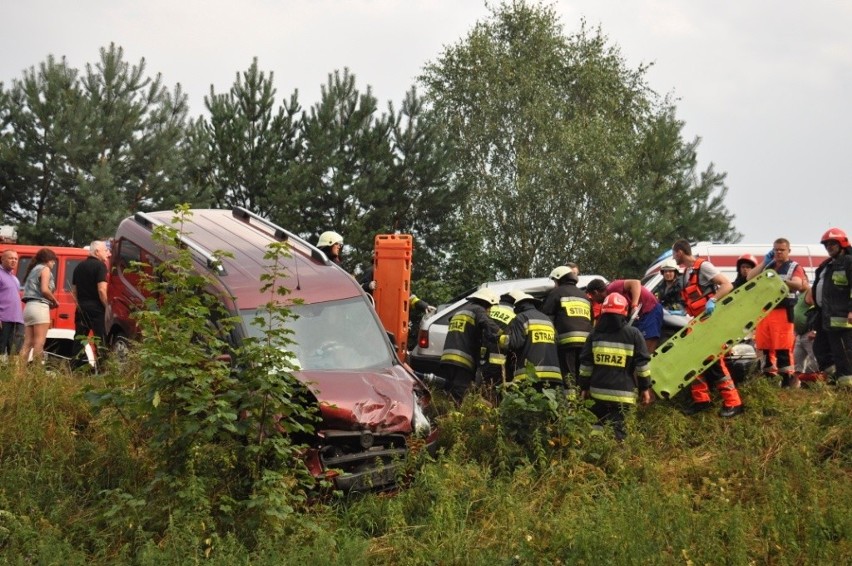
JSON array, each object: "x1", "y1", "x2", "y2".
[
  {"x1": 736, "y1": 254, "x2": 758, "y2": 269},
  {"x1": 820, "y1": 227, "x2": 849, "y2": 248},
  {"x1": 549, "y1": 265, "x2": 578, "y2": 283},
  {"x1": 508, "y1": 290, "x2": 537, "y2": 306},
  {"x1": 601, "y1": 293, "x2": 629, "y2": 316},
  {"x1": 659, "y1": 259, "x2": 680, "y2": 272},
  {"x1": 317, "y1": 231, "x2": 343, "y2": 248},
  {"x1": 468, "y1": 288, "x2": 500, "y2": 306}
]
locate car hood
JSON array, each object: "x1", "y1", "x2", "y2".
[{"x1": 297, "y1": 366, "x2": 419, "y2": 433}]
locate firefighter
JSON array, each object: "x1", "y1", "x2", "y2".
[
  {"x1": 578, "y1": 293, "x2": 652, "y2": 440},
  {"x1": 497, "y1": 290, "x2": 562, "y2": 389},
  {"x1": 672, "y1": 239, "x2": 744, "y2": 417},
  {"x1": 746, "y1": 238, "x2": 807, "y2": 387},
  {"x1": 809, "y1": 228, "x2": 852, "y2": 387},
  {"x1": 316, "y1": 231, "x2": 344, "y2": 265},
  {"x1": 541, "y1": 265, "x2": 592, "y2": 384},
  {"x1": 732, "y1": 254, "x2": 758, "y2": 289},
  {"x1": 655, "y1": 259, "x2": 685, "y2": 312},
  {"x1": 440, "y1": 288, "x2": 501, "y2": 401},
  {"x1": 481, "y1": 293, "x2": 517, "y2": 392}
]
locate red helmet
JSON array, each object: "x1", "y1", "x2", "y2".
[
  {"x1": 820, "y1": 227, "x2": 849, "y2": 248},
  {"x1": 736, "y1": 254, "x2": 758, "y2": 269},
  {"x1": 601, "y1": 293, "x2": 629, "y2": 316}
]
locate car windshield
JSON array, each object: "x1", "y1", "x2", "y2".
[{"x1": 240, "y1": 296, "x2": 394, "y2": 371}]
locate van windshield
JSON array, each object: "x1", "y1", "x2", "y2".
[{"x1": 240, "y1": 297, "x2": 394, "y2": 371}]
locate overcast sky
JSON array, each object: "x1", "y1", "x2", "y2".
[{"x1": 2, "y1": 1, "x2": 849, "y2": 247}]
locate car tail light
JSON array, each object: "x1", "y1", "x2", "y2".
[{"x1": 417, "y1": 329, "x2": 429, "y2": 349}]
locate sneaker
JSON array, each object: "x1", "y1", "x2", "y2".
[
  {"x1": 683, "y1": 401, "x2": 712, "y2": 416},
  {"x1": 719, "y1": 404, "x2": 744, "y2": 418}
]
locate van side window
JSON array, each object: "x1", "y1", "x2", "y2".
[
  {"x1": 16, "y1": 257, "x2": 32, "y2": 287},
  {"x1": 64, "y1": 259, "x2": 83, "y2": 292}
]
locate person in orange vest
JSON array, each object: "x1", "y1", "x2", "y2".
[
  {"x1": 672, "y1": 239, "x2": 744, "y2": 418},
  {"x1": 746, "y1": 238, "x2": 807, "y2": 388}
]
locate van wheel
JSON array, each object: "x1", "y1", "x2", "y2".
[{"x1": 111, "y1": 332, "x2": 131, "y2": 364}]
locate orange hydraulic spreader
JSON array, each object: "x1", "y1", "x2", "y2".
[{"x1": 372, "y1": 234, "x2": 412, "y2": 362}]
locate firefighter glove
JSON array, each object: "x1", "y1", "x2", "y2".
[
  {"x1": 764, "y1": 249, "x2": 775, "y2": 265},
  {"x1": 705, "y1": 298, "x2": 716, "y2": 315},
  {"x1": 425, "y1": 305, "x2": 437, "y2": 315}
]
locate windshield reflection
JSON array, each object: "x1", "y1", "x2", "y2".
[{"x1": 241, "y1": 297, "x2": 393, "y2": 371}]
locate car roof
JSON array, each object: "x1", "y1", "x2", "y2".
[
  {"x1": 481, "y1": 275, "x2": 604, "y2": 295},
  {"x1": 116, "y1": 208, "x2": 363, "y2": 309}
]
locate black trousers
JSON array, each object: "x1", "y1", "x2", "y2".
[
  {"x1": 72, "y1": 306, "x2": 106, "y2": 368},
  {"x1": 0, "y1": 321, "x2": 23, "y2": 356}
]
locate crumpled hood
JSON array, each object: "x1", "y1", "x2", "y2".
[{"x1": 297, "y1": 365, "x2": 419, "y2": 433}]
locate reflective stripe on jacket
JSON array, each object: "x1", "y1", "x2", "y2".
[{"x1": 578, "y1": 325, "x2": 651, "y2": 404}]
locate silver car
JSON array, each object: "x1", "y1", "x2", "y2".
[{"x1": 408, "y1": 275, "x2": 606, "y2": 377}]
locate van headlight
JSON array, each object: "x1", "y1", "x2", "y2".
[{"x1": 412, "y1": 394, "x2": 432, "y2": 437}]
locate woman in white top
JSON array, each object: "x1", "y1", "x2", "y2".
[{"x1": 19, "y1": 248, "x2": 59, "y2": 364}]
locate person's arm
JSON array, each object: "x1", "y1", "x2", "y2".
[
  {"x1": 97, "y1": 281, "x2": 108, "y2": 309},
  {"x1": 40, "y1": 267, "x2": 58, "y2": 306},
  {"x1": 711, "y1": 273, "x2": 733, "y2": 301},
  {"x1": 623, "y1": 279, "x2": 643, "y2": 309}
]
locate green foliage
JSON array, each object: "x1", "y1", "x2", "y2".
[
  {"x1": 0, "y1": 44, "x2": 197, "y2": 246},
  {"x1": 2, "y1": 353, "x2": 851, "y2": 562},
  {"x1": 204, "y1": 58, "x2": 303, "y2": 222},
  {"x1": 420, "y1": 1, "x2": 741, "y2": 281}
]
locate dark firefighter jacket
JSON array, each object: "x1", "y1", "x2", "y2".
[
  {"x1": 814, "y1": 252, "x2": 852, "y2": 330},
  {"x1": 441, "y1": 301, "x2": 500, "y2": 371},
  {"x1": 541, "y1": 283, "x2": 593, "y2": 347},
  {"x1": 578, "y1": 318, "x2": 652, "y2": 404},
  {"x1": 484, "y1": 302, "x2": 516, "y2": 370},
  {"x1": 499, "y1": 302, "x2": 562, "y2": 382}
]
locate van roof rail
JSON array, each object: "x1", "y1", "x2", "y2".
[
  {"x1": 230, "y1": 207, "x2": 331, "y2": 265},
  {"x1": 133, "y1": 212, "x2": 227, "y2": 275}
]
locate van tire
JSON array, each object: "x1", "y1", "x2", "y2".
[{"x1": 110, "y1": 331, "x2": 130, "y2": 364}]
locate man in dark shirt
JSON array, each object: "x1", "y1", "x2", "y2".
[{"x1": 71, "y1": 241, "x2": 111, "y2": 369}]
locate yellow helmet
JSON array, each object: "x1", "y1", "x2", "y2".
[{"x1": 468, "y1": 288, "x2": 500, "y2": 306}]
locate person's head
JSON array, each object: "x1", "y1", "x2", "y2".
[
  {"x1": 566, "y1": 262, "x2": 579, "y2": 277},
  {"x1": 89, "y1": 240, "x2": 111, "y2": 263},
  {"x1": 820, "y1": 227, "x2": 850, "y2": 258},
  {"x1": 467, "y1": 288, "x2": 500, "y2": 308},
  {"x1": 671, "y1": 239, "x2": 692, "y2": 266},
  {"x1": 585, "y1": 278, "x2": 608, "y2": 304},
  {"x1": 507, "y1": 289, "x2": 538, "y2": 311},
  {"x1": 317, "y1": 231, "x2": 344, "y2": 262},
  {"x1": 25, "y1": 248, "x2": 58, "y2": 278},
  {"x1": 549, "y1": 265, "x2": 578, "y2": 285},
  {"x1": 1, "y1": 249, "x2": 19, "y2": 273},
  {"x1": 772, "y1": 238, "x2": 791, "y2": 264},
  {"x1": 736, "y1": 254, "x2": 757, "y2": 278},
  {"x1": 601, "y1": 292, "x2": 629, "y2": 317},
  {"x1": 659, "y1": 258, "x2": 679, "y2": 282}
]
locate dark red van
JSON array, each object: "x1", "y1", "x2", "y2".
[{"x1": 106, "y1": 208, "x2": 438, "y2": 491}]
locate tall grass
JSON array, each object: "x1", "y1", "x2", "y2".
[{"x1": 1, "y1": 362, "x2": 849, "y2": 563}]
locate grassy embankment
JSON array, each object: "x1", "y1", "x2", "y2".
[{"x1": 0, "y1": 361, "x2": 849, "y2": 564}]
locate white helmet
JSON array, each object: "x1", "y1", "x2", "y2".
[
  {"x1": 549, "y1": 265, "x2": 578, "y2": 283},
  {"x1": 468, "y1": 288, "x2": 500, "y2": 306},
  {"x1": 660, "y1": 258, "x2": 680, "y2": 272},
  {"x1": 508, "y1": 290, "x2": 536, "y2": 305},
  {"x1": 317, "y1": 230, "x2": 343, "y2": 248}
]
